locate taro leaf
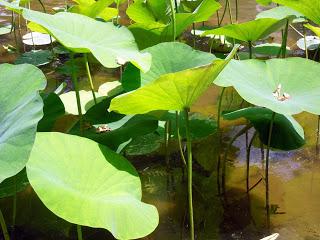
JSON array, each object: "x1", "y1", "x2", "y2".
[
  {"x1": 201, "y1": 18, "x2": 288, "y2": 42},
  {"x1": 256, "y1": 6, "x2": 305, "y2": 23},
  {"x1": 110, "y1": 46, "x2": 238, "y2": 115},
  {"x1": 0, "y1": 64, "x2": 46, "y2": 183},
  {"x1": 69, "y1": 0, "x2": 117, "y2": 21},
  {"x1": 37, "y1": 93, "x2": 65, "y2": 132},
  {"x1": 21, "y1": 9, "x2": 151, "y2": 72},
  {"x1": 26, "y1": 132, "x2": 159, "y2": 239},
  {"x1": 223, "y1": 107, "x2": 305, "y2": 150},
  {"x1": 122, "y1": 42, "x2": 216, "y2": 91},
  {"x1": 14, "y1": 50, "x2": 53, "y2": 66},
  {"x1": 0, "y1": 169, "x2": 29, "y2": 198},
  {"x1": 215, "y1": 58, "x2": 320, "y2": 115},
  {"x1": 254, "y1": 43, "x2": 291, "y2": 56},
  {"x1": 273, "y1": 0, "x2": 320, "y2": 25}
]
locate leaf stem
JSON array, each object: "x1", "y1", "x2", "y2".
[
  {"x1": 12, "y1": 175, "x2": 17, "y2": 230},
  {"x1": 70, "y1": 53, "x2": 83, "y2": 134},
  {"x1": 176, "y1": 111, "x2": 186, "y2": 166},
  {"x1": 266, "y1": 112, "x2": 276, "y2": 229},
  {"x1": 281, "y1": 19, "x2": 289, "y2": 58},
  {"x1": 246, "y1": 131, "x2": 258, "y2": 193},
  {"x1": 248, "y1": 41, "x2": 253, "y2": 59},
  {"x1": 84, "y1": 54, "x2": 97, "y2": 105},
  {"x1": 169, "y1": 0, "x2": 176, "y2": 42},
  {"x1": 77, "y1": 225, "x2": 83, "y2": 240},
  {"x1": 183, "y1": 108, "x2": 194, "y2": 240},
  {"x1": 0, "y1": 208, "x2": 10, "y2": 240}
]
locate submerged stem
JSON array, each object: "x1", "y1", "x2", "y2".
[
  {"x1": 266, "y1": 112, "x2": 276, "y2": 229},
  {"x1": 183, "y1": 108, "x2": 194, "y2": 240},
  {"x1": 84, "y1": 54, "x2": 97, "y2": 104},
  {"x1": 0, "y1": 208, "x2": 10, "y2": 240},
  {"x1": 77, "y1": 225, "x2": 83, "y2": 240},
  {"x1": 70, "y1": 53, "x2": 83, "y2": 134},
  {"x1": 246, "y1": 131, "x2": 258, "y2": 193}
]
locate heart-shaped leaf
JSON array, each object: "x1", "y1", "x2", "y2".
[{"x1": 26, "y1": 132, "x2": 159, "y2": 239}]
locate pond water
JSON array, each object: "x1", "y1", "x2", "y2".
[{"x1": 0, "y1": 1, "x2": 319, "y2": 240}]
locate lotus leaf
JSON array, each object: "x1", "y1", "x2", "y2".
[
  {"x1": 223, "y1": 107, "x2": 305, "y2": 150},
  {"x1": 202, "y1": 18, "x2": 288, "y2": 42},
  {"x1": 256, "y1": 6, "x2": 305, "y2": 23},
  {"x1": 122, "y1": 42, "x2": 216, "y2": 91},
  {"x1": 21, "y1": 9, "x2": 151, "y2": 72},
  {"x1": 26, "y1": 132, "x2": 159, "y2": 239},
  {"x1": 215, "y1": 58, "x2": 320, "y2": 115},
  {"x1": 273, "y1": 0, "x2": 320, "y2": 25},
  {"x1": 0, "y1": 64, "x2": 46, "y2": 183}
]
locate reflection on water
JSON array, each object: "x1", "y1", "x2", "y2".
[{"x1": 1, "y1": 0, "x2": 320, "y2": 239}]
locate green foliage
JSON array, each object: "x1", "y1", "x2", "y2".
[
  {"x1": 223, "y1": 107, "x2": 305, "y2": 150},
  {"x1": 256, "y1": 6, "x2": 305, "y2": 23},
  {"x1": 26, "y1": 132, "x2": 159, "y2": 239},
  {"x1": 202, "y1": 18, "x2": 288, "y2": 42},
  {"x1": 14, "y1": 50, "x2": 54, "y2": 66},
  {"x1": 215, "y1": 58, "x2": 320, "y2": 115},
  {"x1": 0, "y1": 64, "x2": 46, "y2": 183}
]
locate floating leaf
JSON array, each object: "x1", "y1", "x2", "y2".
[
  {"x1": 0, "y1": 24, "x2": 11, "y2": 35},
  {"x1": 254, "y1": 43, "x2": 291, "y2": 56},
  {"x1": 122, "y1": 42, "x2": 216, "y2": 91},
  {"x1": 26, "y1": 132, "x2": 159, "y2": 239},
  {"x1": 223, "y1": 107, "x2": 305, "y2": 150},
  {"x1": 14, "y1": 50, "x2": 53, "y2": 66},
  {"x1": 202, "y1": 18, "x2": 288, "y2": 42},
  {"x1": 22, "y1": 32, "x2": 55, "y2": 46},
  {"x1": 215, "y1": 58, "x2": 320, "y2": 115},
  {"x1": 296, "y1": 36, "x2": 320, "y2": 51},
  {"x1": 21, "y1": 9, "x2": 151, "y2": 72},
  {"x1": 0, "y1": 64, "x2": 46, "y2": 183}
]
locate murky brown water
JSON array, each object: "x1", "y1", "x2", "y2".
[{"x1": 1, "y1": 1, "x2": 320, "y2": 239}]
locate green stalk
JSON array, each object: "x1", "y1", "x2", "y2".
[
  {"x1": 226, "y1": 0, "x2": 233, "y2": 24},
  {"x1": 280, "y1": 19, "x2": 289, "y2": 58},
  {"x1": 70, "y1": 53, "x2": 83, "y2": 134},
  {"x1": 84, "y1": 54, "x2": 97, "y2": 104},
  {"x1": 265, "y1": 112, "x2": 276, "y2": 229},
  {"x1": 176, "y1": 111, "x2": 186, "y2": 166},
  {"x1": 0, "y1": 208, "x2": 10, "y2": 240},
  {"x1": 165, "y1": 120, "x2": 172, "y2": 170},
  {"x1": 235, "y1": 0, "x2": 238, "y2": 22},
  {"x1": 12, "y1": 176, "x2": 17, "y2": 229},
  {"x1": 303, "y1": 26, "x2": 309, "y2": 59},
  {"x1": 183, "y1": 108, "x2": 194, "y2": 240},
  {"x1": 116, "y1": 1, "x2": 120, "y2": 25},
  {"x1": 77, "y1": 225, "x2": 83, "y2": 240},
  {"x1": 169, "y1": 0, "x2": 176, "y2": 42},
  {"x1": 37, "y1": 0, "x2": 46, "y2": 13},
  {"x1": 217, "y1": 87, "x2": 226, "y2": 130},
  {"x1": 192, "y1": 23, "x2": 196, "y2": 48},
  {"x1": 248, "y1": 41, "x2": 253, "y2": 59},
  {"x1": 218, "y1": 0, "x2": 228, "y2": 26}
]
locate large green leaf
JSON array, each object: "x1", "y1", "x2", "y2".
[
  {"x1": 215, "y1": 58, "x2": 320, "y2": 115},
  {"x1": 256, "y1": 6, "x2": 305, "y2": 23},
  {"x1": 127, "y1": 0, "x2": 220, "y2": 49},
  {"x1": 0, "y1": 64, "x2": 46, "y2": 183},
  {"x1": 21, "y1": 9, "x2": 151, "y2": 72},
  {"x1": 223, "y1": 107, "x2": 305, "y2": 150},
  {"x1": 26, "y1": 132, "x2": 159, "y2": 239},
  {"x1": 122, "y1": 42, "x2": 216, "y2": 91},
  {"x1": 109, "y1": 46, "x2": 238, "y2": 115},
  {"x1": 202, "y1": 18, "x2": 288, "y2": 42},
  {"x1": 70, "y1": 0, "x2": 117, "y2": 21},
  {"x1": 273, "y1": 0, "x2": 320, "y2": 25}
]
